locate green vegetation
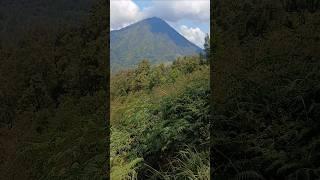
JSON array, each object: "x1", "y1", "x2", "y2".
[
  {"x1": 110, "y1": 17, "x2": 202, "y2": 72},
  {"x1": 212, "y1": 0, "x2": 320, "y2": 179},
  {"x1": 0, "y1": 0, "x2": 108, "y2": 179},
  {"x1": 0, "y1": 0, "x2": 93, "y2": 46},
  {"x1": 110, "y1": 55, "x2": 210, "y2": 179}
]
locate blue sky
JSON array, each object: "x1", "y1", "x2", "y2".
[{"x1": 111, "y1": 0, "x2": 210, "y2": 48}]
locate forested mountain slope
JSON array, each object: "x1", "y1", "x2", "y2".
[{"x1": 110, "y1": 17, "x2": 203, "y2": 72}]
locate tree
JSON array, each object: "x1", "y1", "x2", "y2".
[
  {"x1": 203, "y1": 33, "x2": 210, "y2": 63},
  {"x1": 199, "y1": 51, "x2": 205, "y2": 65},
  {"x1": 134, "y1": 60, "x2": 151, "y2": 91}
]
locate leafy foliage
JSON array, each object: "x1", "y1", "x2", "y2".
[
  {"x1": 111, "y1": 56, "x2": 210, "y2": 179},
  {"x1": 0, "y1": 0, "x2": 108, "y2": 179},
  {"x1": 0, "y1": 0, "x2": 93, "y2": 47},
  {"x1": 212, "y1": 0, "x2": 320, "y2": 179}
]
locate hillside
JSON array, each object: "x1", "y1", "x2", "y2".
[
  {"x1": 110, "y1": 17, "x2": 203, "y2": 72},
  {"x1": 110, "y1": 56, "x2": 210, "y2": 179}
]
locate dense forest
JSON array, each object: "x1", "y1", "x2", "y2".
[
  {"x1": 110, "y1": 43, "x2": 210, "y2": 179},
  {"x1": 212, "y1": 0, "x2": 320, "y2": 179},
  {"x1": 0, "y1": 0, "x2": 92, "y2": 46},
  {"x1": 0, "y1": 0, "x2": 108, "y2": 179}
]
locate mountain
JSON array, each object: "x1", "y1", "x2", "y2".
[{"x1": 110, "y1": 17, "x2": 203, "y2": 72}]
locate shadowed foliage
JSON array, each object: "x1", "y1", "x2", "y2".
[
  {"x1": 212, "y1": 0, "x2": 320, "y2": 179},
  {"x1": 0, "y1": 0, "x2": 108, "y2": 179}
]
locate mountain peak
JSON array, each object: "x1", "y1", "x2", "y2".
[
  {"x1": 111, "y1": 17, "x2": 202, "y2": 72},
  {"x1": 143, "y1": 16, "x2": 165, "y2": 22},
  {"x1": 139, "y1": 16, "x2": 169, "y2": 28}
]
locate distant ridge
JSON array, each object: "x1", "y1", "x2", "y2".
[{"x1": 110, "y1": 17, "x2": 203, "y2": 72}]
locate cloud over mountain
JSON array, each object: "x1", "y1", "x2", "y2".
[
  {"x1": 179, "y1": 25, "x2": 206, "y2": 48},
  {"x1": 110, "y1": 0, "x2": 145, "y2": 30},
  {"x1": 143, "y1": 0, "x2": 209, "y2": 23},
  {"x1": 110, "y1": 0, "x2": 209, "y2": 47}
]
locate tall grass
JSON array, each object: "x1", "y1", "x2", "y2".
[{"x1": 145, "y1": 146, "x2": 210, "y2": 180}]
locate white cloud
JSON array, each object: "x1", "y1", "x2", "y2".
[
  {"x1": 144, "y1": 0, "x2": 210, "y2": 23},
  {"x1": 179, "y1": 25, "x2": 206, "y2": 48},
  {"x1": 110, "y1": 0, "x2": 210, "y2": 30},
  {"x1": 110, "y1": 0, "x2": 145, "y2": 30},
  {"x1": 110, "y1": 0, "x2": 209, "y2": 48}
]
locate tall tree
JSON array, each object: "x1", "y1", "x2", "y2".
[{"x1": 203, "y1": 33, "x2": 210, "y2": 63}]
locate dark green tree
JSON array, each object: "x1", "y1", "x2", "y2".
[{"x1": 204, "y1": 33, "x2": 210, "y2": 62}]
